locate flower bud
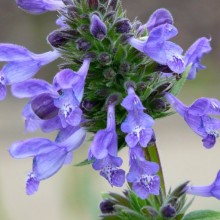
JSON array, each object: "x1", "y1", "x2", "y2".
[
  {"x1": 106, "y1": 93, "x2": 121, "y2": 106},
  {"x1": 115, "y1": 19, "x2": 131, "y2": 33},
  {"x1": 47, "y1": 30, "x2": 69, "y2": 48},
  {"x1": 150, "y1": 98, "x2": 167, "y2": 112},
  {"x1": 98, "y1": 52, "x2": 111, "y2": 65},
  {"x1": 76, "y1": 38, "x2": 91, "y2": 51},
  {"x1": 103, "y1": 68, "x2": 116, "y2": 79},
  {"x1": 82, "y1": 100, "x2": 97, "y2": 111},
  {"x1": 99, "y1": 200, "x2": 115, "y2": 214},
  {"x1": 90, "y1": 14, "x2": 107, "y2": 41},
  {"x1": 160, "y1": 204, "x2": 176, "y2": 218},
  {"x1": 119, "y1": 62, "x2": 131, "y2": 74}
]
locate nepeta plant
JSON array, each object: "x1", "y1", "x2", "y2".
[{"x1": 2, "y1": 0, "x2": 220, "y2": 219}]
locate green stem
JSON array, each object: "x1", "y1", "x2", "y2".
[{"x1": 144, "y1": 143, "x2": 166, "y2": 197}]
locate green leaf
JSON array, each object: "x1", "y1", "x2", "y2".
[
  {"x1": 74, "y1": 158, "x2": 94, "y2": 167},
  {"x1": 182, "y1": 210, "x2": 220, "y2": 220},
  {"x1": 170, "y1": 65, "x2": 191, "y2": 96}
]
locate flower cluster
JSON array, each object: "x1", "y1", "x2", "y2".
[{"x1": 1, "y1": 0, "x2": 220, "y2": 212}]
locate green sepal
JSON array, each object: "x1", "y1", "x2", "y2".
[
  {"x1": 74, "y1": 158, "x2": 94, "y2": 166},
  {"x1": 182, "y1": 210, "x2": 220, "y2": 220},
  {"x1": 170, "y1": 65, "x2": 191, "y2": 96}
]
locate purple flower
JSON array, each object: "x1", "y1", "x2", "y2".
[
  {"x1": 127, "y1": 147, "x2": 160, "y2": 199},
  {"x1": 138, "y1": 8, "x2": 173, "y2": 34},
  {"x1": 0, "y1": 43, "x2": 59, "y2": 100},
  {"x1": 184, "y1": 37, "x2": 211, "y2": 80},
  {"x1": 9, "y1": 126, "x2": 86, "y2": 195},
  {"x1": 16, "y1": 0, "x2": 65, "y2": 14},
  {"x1": 92, "y1": 155, "x2": 125, "y2": 187},
  {"x1": 128, "y1": 24, "x2": 185, "y2": 74},
  {"x1": 12, "y1": 59, "x2": 90, "y2": 128},
  {"x1": 90, "y1": 14, "x2": 107, "y2": 41},
  {"x1": 186, "y1": 170, "x2": 220, "y2": 200},
  {"x1": 165, "y1": 93, "x2": 220, "y2": 148},
  {"x1": 89, "y1": 103, "x2": 117, "y2": 159},
  {"x1": 88, "y1": 102, "x2": 125, "y2": 187},
  {"x1": 121, "y1": 86, "x2": 154, "y2": 148}
]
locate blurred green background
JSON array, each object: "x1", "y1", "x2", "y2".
[{"x1": 0, "y1": 0, "x2": 220, "y2": 219}]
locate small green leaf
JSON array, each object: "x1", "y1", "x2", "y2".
[
  {"x1": 182, "y1": 210, "x2": 220, "y2": 220},
  {"x1": 170, "y1": 65, "x2": 191, "y2": 96},
  {"x1": 74, "y1": 158, "x2": 94, "y2": 167}
]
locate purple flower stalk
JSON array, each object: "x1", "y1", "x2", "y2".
[
  {"x1": 9, "y1": 126, "x2": 86, "y2": 195},
  {"x1": 90, "y1": 14, "x2": 107, "y2": 41},
  {"x1": 186, "y1": 170, "x2": 220, "y2": 200},
  {"x1": 121, "y1": 86, "x2": 154, "y2": 148},
  {"x1": 184, "y1": 37, "x2": 212, "y2": 80},
  {"x1": 165, "y1": 93, "x2": 220, "y2": 148},
  {"x1": 16, "y1": 0, "x2": 65, "y2": 14},
  {"x1": 0, "y1": 43, "x2": 59, "y2": 100},
  {"x1": 127, "y1": 146, "x2": 160, "y2": 199}
]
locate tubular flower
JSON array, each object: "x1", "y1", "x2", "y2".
[
  {"x1": 9, "y1": 127, "x2": 86, "y2": 195},
  {"x1": 186, "y1": 170, "x2": 220, "y2": 200},
  {"x1": 89, "y1": 100, "x2": 125, "y2": 187},
  {"x1": 165, "y1": 93, "x2": 220, "y2": 148},
  {"x1": 16, "y1": 0, "x2": 65, "y2": 14},
  {"x1": 121, "y1": 86, "x2": 154, "y2": 148},
  {"x1": 0, "y1": 44, "x2": 59, "y2": 100},
  {"x1": 184, "y1": 37, "x2": 212, "y2": 80}
]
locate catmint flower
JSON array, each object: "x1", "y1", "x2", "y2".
[
  {"x1": 12, "y1": 59, "x2": 90, "y2": 127},
  {"x1": 186, "y1": 170, "x2": 220, "y2": 200},
  {"x1": 0, "y1": 44, "x2": 59, "y2": 100},
  {"x1": 89, "y1": 102, "x2": 118, "y2": 159},
  {"x1": 90, "y1": 14, "x2": 107, "y2": 41},
  {"x1": 184, "y1": 37, "x2": 212, "y2": 80},
  {"x1": 165, "y1": 93, "x2": 220, "y2": 148},
  {"x1": 127, "y1": 147, "x2": 160, "y2": 199},
  {"x1": 16, "y1": 0, "x2": 65, "y2": 14},
  {"x1": 121, "y1": 86, "x2": 154, "y2": 148},
  {"x1": 128, "y1": 23, "x2": 185, "y2": 74},
  {"x1": 138, "y1": 8, "x2": 173, "y2": 34},
  {"x1": 9, "y1": 126, "x2": 86, "y2": 195},
  {"x1": 88, "y1": 100, "x2": 125, "y2": 187}
]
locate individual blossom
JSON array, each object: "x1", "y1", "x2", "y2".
[
  {"x1": 9, "y1": 126, "x2": 86, "y2": 195},
  {"x1": 127, "y1": 146, "x2": 160, "y2": 199},
  {"x1": 0, "y1": 43, "x2": 59, "y2": 100},
  {"x1": 121, "y1": 86, "x2": 154, "y2": 148},
  {"x1": 186, "y1": 170, "x2": 220, "y2": 200},
  {"x1": 128, "y1": 23, "x2": 185, "y2": 73},
  {"x1": 184, "y1": 37, "x2": 212, "y2": 80},
  {"x1": 12, "y1": 59, "x2": 90, "y2": 128},
  {"x1": 90, "y1": 14, "x2": 107, "y2": 41},
  {"x1": 165, "y1": 93, "x2": 220, "y2": 148},
  {"x1": 88, "y1": 97, "x2": 125, "y2": 187},
  {"x1": 16, "y1": 0, "x2": 65, "y2": 14}
]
